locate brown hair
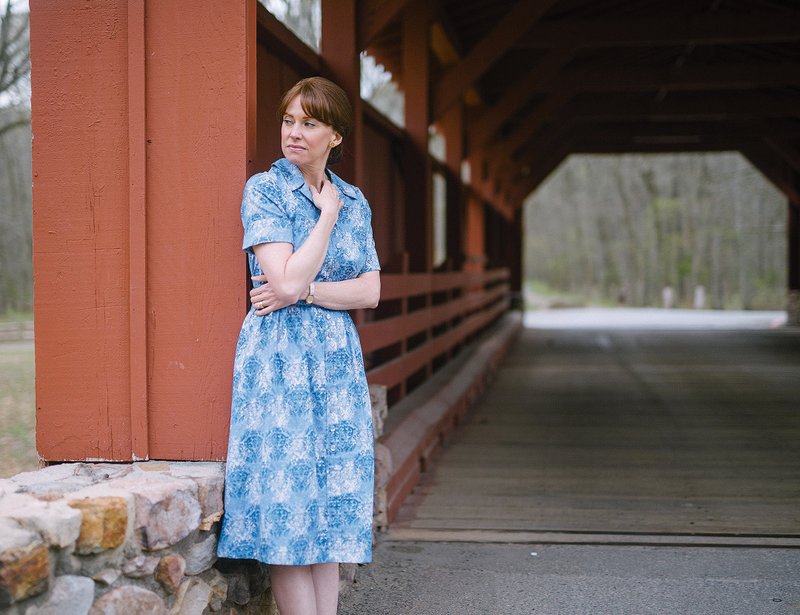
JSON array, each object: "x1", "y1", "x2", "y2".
[{"x1": 277, "y1": 77, "x2": 353, "y2": 165}]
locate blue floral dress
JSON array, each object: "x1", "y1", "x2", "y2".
[{"x1": 217, "y1": 158, "x2": 380, "y2": 566}]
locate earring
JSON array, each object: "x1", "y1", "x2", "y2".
[{"x1": 330, "y1": 142, "x2": 336, "y2": 148}]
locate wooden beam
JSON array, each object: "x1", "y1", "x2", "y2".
[
  {"x1": 568, "y1": 91, "x2": 800, "y2": 122},
  {"x1": 321, "y1": 0, "x2": 363, "y2": 184},
  {"x1": 433, "y1": 0, "x2": 558, "y2": 117},
  {"x1": 764, "y1": 138, "x2": 800, "y2": 175},
  {"x1": 485, "y1": 89, "x2": 573, "y2": 163},
  {"x1": 510, "y1": 144, "x2": 569, "y2": 205},
  {"x1": 741, "y1": 144, "x2": 800, "y2": 204},
  {"x1": 468, "y1": 46, "x2": 576, "y2": 151},
  {"x1": 128, "y1": 0, "x2": 148, "y2": 460},
  {"x1": 403, "y1": 0, "x2": 432, "y2": 271},
  {"x1": 359, "y1": 0, "x2": 413, "y2": 50},
  {"x1": 565, "y1": 120, "x2": 800, "y2": 142},
  {"x1": 570, "y1": 138, "x2": 749, "y2": 154},
  {"x1": 545, "y1": 62, "x2": 800, "y2": 94},
  {"x1": 256, "y1": 3, "x2": 321, "y2": 75},
  {"x1": 518, "y1": 13, "x2": 800, "y2": 49}
]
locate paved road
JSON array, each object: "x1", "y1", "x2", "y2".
[{"x1": 340, "y1": 540, "x2": 800, "y2": 615}]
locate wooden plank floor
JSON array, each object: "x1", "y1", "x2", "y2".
[{"x1": 394, "y1": 327, "x2": 800, "y2": 537}]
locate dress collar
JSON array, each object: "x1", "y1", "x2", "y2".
[{"x1": 274, "y1": 157, "x2": 357, "y2": 201}]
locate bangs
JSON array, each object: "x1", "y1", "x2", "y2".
[{"x1": 298, "y1": 86, "x2": 336, "y2": 128}]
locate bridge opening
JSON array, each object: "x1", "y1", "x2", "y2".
[{"x1": 523, "y1": 152, "x2": 788, "y2": 325}]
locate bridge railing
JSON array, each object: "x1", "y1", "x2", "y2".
[{"x1": 357, "y1": 268, "x2": 511, "y2": 405}]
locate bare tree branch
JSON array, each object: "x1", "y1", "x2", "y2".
[{"x1": 0, "y1": 3, "x2": 30, "y2": 97}]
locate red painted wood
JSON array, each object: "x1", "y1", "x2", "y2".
[
  {"x1": 32, "y1": 0, "x2": 254, "y2": 462},
  {"x1": 128, "y1": 0, "x2": 148, "y2": 460},
  {"x1": 32, "y1": 0, "x2": 134, "y2": 461},
  {"x1": 359, "y1": 283, "x2": 509, "y2": 353},
  {"x1": 367, "y1": 298, "x2": 510, "y2": 388},
  {"x1": 144, "y1": 1, "x2": 253, "y2": 461},
  {"x1": 321, "y1": 0, "x2": 363, "y2": 185}
]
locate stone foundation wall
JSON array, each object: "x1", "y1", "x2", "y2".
[{"x1": 0, "y1": 386, "x2": 389, "y2": 615}]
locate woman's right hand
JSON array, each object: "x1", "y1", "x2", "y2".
[{"x1": 310, "y1": 179, "x2": 343, "y2": 218}]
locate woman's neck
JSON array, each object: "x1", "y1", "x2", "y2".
[{"x1": 299, "y1": 163, "x2": 328, "y2": 192}]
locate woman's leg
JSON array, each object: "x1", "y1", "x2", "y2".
[
  {"x1": 310, "y1": 562, "x2": 340, "y2": 615},
  {"x1": 270, "y1": 564, "x2": 318, "y2": 615}
]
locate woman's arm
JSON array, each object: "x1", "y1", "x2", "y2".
[
  {"x1": 308, "y1": 271, "x2": 380, "y2": 310},
  {"x1": 250, "y1": 271, "x2": 380, "y2": 314},
  {"x1": 251, "y1": 179, "x2": 342, "y2": 305}
]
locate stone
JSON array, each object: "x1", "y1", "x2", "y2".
[
  {"x1": 84, "y1": 464, "x2": 134, "y2": 483},
  {"x1": 155, "y1": 554, "x2": 185, "y2": 594},
  {"x1": 223, "y1": 572, "x2": 249, "y2": 606},
  {"x1": 91, "y1": 568, "x2": 120, "y2": 586},
  {"x1": 68, "y1": 497, "x2": 128, "y2": 554},
  {"x1": 200, "y1": 569, "x2": 227, "y2": 612},
  {"x1": 0, "y1": 523, "x2": 49, "y2": 606},
  {"x1": 241, "y1": 587, "x2": 278, "y2": 615},
  {"x1": 0, "y1": 479, "x2": 19, "y2": 497},
  {"x1": 373, "y1": 442, "x2": 392, "y2": 488},
  {"x1": 104, "y1": 475, "x2": 201, "y2": 550},
  {"x1": 373, "y1": 441, "x2": 392, "y2": 530},
  {"x1": 11, "y1": 463, "x2": 96, "y2": 497},
  {"x1": 89, "y1": 586, "x2": 168, "y2": 615},
  {"x1": 25, "y1": 574, "x2": 94, "y2": 615},
  {"x1": 182, "y1": 532, "x2": 217, "y2": 575},
  {"x1": 369, "y1": 384, "x2": 388, "y2": 439},
  {"x1": 0, "y1": 493, "x2": 83, "y2": 548},
  {"x1": 167, "y1": 463, "x2": 224, "y2": 521},
  {"x1": 170, "y1": 578, "x2": 212, "y2": 615},
  {"x1": 122, "y1": 555, "x2": 159, "y2": 578},
  {"x1": 198, "y1": 511, "x2": 222, "y2": 532},
  {"x1": 55, "y1": 544, "x2": 82, "y2": 575}
]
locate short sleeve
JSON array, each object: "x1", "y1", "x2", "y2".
[
  {"x1": 359, "y1": 193, "x2": 381, "y2": 275},
  {"x1": 241, "y1": 173, "x2": 293, "y2": 253}
]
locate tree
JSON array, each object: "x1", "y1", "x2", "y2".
[
  {"x1": 0, "y1": 0, "x2": 30, "y2": 135},
  {"x1": 0, "y1": 0, "x2": 31, "y2": 314}
]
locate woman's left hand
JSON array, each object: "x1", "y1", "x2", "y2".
[{"x1": 250, "y1": 275, "x2": 293, "y2": 315}]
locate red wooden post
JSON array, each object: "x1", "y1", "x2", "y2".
[
  {"x1": 441, "y1": 104, "x2": 466, "y2": 272},
  {"x1": 31, "y1": 0, "x2": 255, "y2": 461},
  {"x1": 321, "y1": 0, "x2": 363, "y2": 187},
  {"x1": 402, "y1": 0, "x2": 432, "y2": 273}
]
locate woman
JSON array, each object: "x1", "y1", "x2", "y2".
[{"x1": 217, "y1": 77, "x2": 381, "y2": 615}]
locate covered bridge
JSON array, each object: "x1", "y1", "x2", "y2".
[{"x1": 30, "y1": 0, "x2": 800, "y2": 524}]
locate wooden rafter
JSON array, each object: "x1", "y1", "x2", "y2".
[
  {"x1": 565, "y1": 120, "x2": 800, "y2": 142},
  {"x1": 541, "y1": 62, "x2": 800, "y2": 94},
  {"x1": 510, "y1": 144, "x2": 570, "y2": 205},
  {"x1": 486, "y1": 89, "x2": 574, "y2": 161},
  {"x1": 433, "y1": 0, "x2": 559, "y2": 118},
  {"x1": 567, "y1": 91, "x2": 800, "y2": 122},
  {"x1": 468, "y1": 45, "x2": 577, "y2": 151},
  {"x1": 764, "y1": 138, "x2": 800, "y2": 175},
  {"x1": 518, "y1": 13, "x2": 800, "y2": 49},
  {"x1": 742, "y1": 143, "x2": 800, "y2": 203},
  {"x1": 571, "y1": 138, "x2": 751, "y2": 154},
  {"x1": 358, "y1": 0, "x2": 414, "y2": 50}
]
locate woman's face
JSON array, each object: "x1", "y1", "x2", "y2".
[{"x1": 281, "y1": 95, "x2": 341, "y2": 170}]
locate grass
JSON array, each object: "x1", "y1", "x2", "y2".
[
  {"x1": 0, "y1": 344, "x2": 38, "y2": 478},
  {"x1": 0, "y1": 309, "x2": 34, "y2": 322}
]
